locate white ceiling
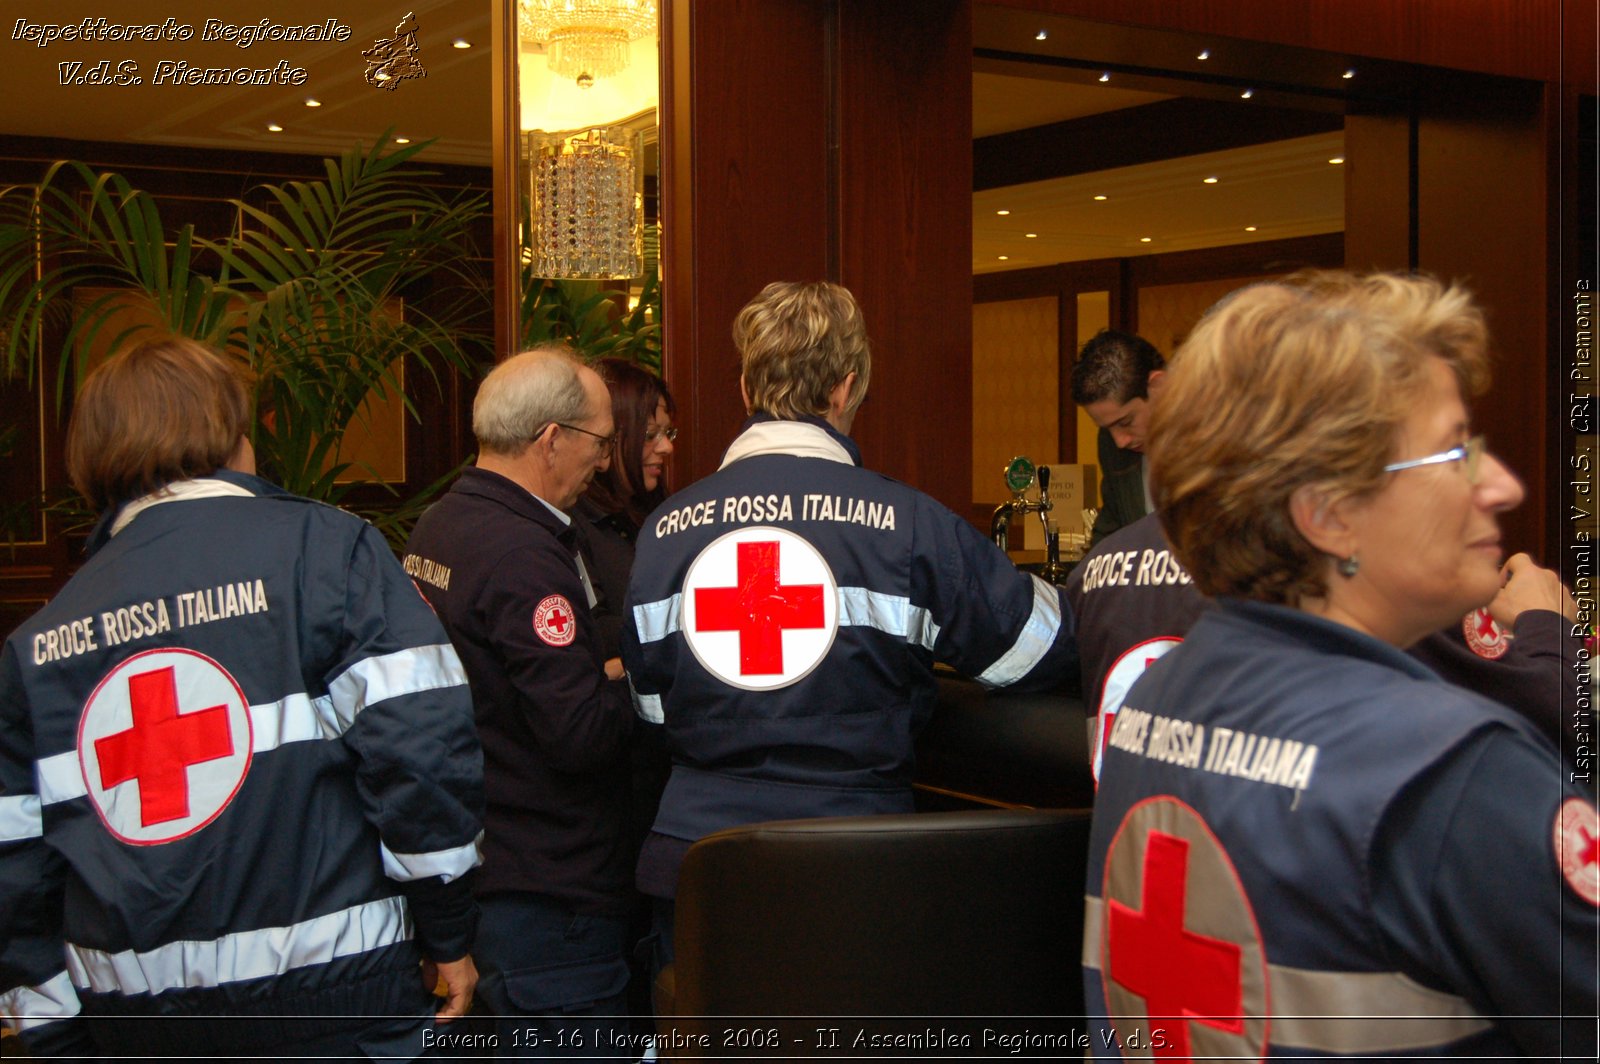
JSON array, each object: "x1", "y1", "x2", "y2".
[{"x1": 0, "y1": 2, "x2": 1344, "y2": 270}]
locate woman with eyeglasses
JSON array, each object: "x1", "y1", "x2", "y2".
[
  {"x1": 570, "y1": 356, "x2": 677, "y2": 1031},
  {"x1": 1082, "y1": 271, "x2": 1597, "y2": 1060},
  {"x1": 573, "y1": 357, "x2": 678, "y2": 659}
]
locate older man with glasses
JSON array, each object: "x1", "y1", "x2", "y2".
[{"x1": 403, "y1": 344, "x2": 637, "y2": 1058}]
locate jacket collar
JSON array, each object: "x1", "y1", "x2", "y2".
[
  {"x1": 719, "y1": 414, "x2": 861, "y2": 470},
  {"x1": 453, "y1": 466, "x2": 576, "y2": 544},
  {"x1": 88, "y1": 469, "x2": 276, "y2": 554}
]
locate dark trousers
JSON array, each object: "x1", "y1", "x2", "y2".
[{"x1": 474, "y1": 893, "x2": 632, "y2": 1060}]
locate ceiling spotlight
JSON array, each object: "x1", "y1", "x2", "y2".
[
  {"x1": 1035, "y1": 30, "x2": 1048, "y2": 41},
  {"x1": 395, "y1": 137, "x2": 412, "y2": 144},
  {"x1": 1025, "y1": 233, "x2": 1038, "y2": 239},
  {"x1": 1240, "y1": 89, "x2": 1254, "y2": 99},
  {"x1": 304, "y1": 98, "x2": 321, "y2": 107},
  {"x1": 1328, "y1": 156, "x2": 1345, "y2": 165},
  {"x1": 1342, "y1": 67, "x2": 1356, "y2": 79},
  {"x1": 1093, "y1": 194, "x2": 1108, "y2": 201},
  {"x1": 1203, "y1": 176, "x2": 1219, "y2": 184},
  {"x1": 1197, "y1": 49, "x2": 1210, "y2": 60},
  {"x1": 1098, "y1": 72, "x2": 1111, "y2": 83},
  {"x1": 453, "y1": 38, "x2": 472, "y2": 49},
  {"x1": 1245, "y1": 226, "x2": 1257, "y2": 232},
  {"x1": 999, "y1": 255, "x2": 1010, "y2": 261},
  {"x1": 266, "y1": 123, "x2": 283, "y2": 132},
  {"x1": 996, "y1": 209, "x2": 1010, "y2": 216},
  {"x1": 1139, "y1": 237, "x2": 1152, "y2": 243}
]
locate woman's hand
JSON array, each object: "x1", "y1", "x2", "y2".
[{"x1": 1487, "y1": 552, "x2": 1578, "y2": 626}]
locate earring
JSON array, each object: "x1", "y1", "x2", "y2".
[{"x1": 1337, "y1": 554, "x2": 1360, "y2": 579}]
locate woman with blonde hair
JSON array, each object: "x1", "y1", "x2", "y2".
[{"x1": 1082, "y1": 272, "x2": 1596, "y2": 1060}]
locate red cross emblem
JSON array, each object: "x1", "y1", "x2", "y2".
[
  {"x1": 1462, "y1": 608, "x2": 1509, "y2": 659},
  {"x1": 533, "y1": 594, "x2": 577, "y2": 647},
  {"x1": 682, "y1": 526, "x2": 838, "y2": 690},
  {"x1": 78, "y1": 648, "x2": 253, "y2": 845},
  {"x1": 1102, "y1": 797, "x2": 1267, "y2": 1058},
  {"x1": 1555, "y1": 797, "x2": 1600, "y2": 906}
]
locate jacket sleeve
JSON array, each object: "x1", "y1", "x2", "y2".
[
  {"x1": 331, "y1": 524, "x2": 485, "y2": 962},
  {"x1": 1371, "y1": 729, "x2": 1599, "y2": 1058},
  {"x1": 481, "y1": 539, "x2": 635, "y2": 772},
  {"x1": 0, "y1": 643, "x2": 93, "y2": 1056},
  {"x1": 910, "y1": 495, "x2": 1079, "y2": 694}
]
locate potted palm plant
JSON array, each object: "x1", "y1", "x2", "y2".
[{"x1": 0, "y1": 133, "x2": 490, "y2": 545}]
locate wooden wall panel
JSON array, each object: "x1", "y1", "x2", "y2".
[
  {"x1": 661, "y1": 0, "x2": 834, "y2": 486},
  {"x1": 663, "y1": 0, "x2": 975, "y2": 510},
  {"x1": 837, "y1": 0, "x2": 974, "y2": 506},
  {"x1": 1414, "y1": 83, "x2": 1552, "y2": 558}
]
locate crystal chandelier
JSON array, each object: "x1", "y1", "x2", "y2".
[
  {"x1": 519, "y1": 0, "x2": 659, "y2": 81},
  {"x1": 525, "y1": 127, "x2": 643, "y2": 279}
]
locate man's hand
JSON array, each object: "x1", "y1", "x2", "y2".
[
  {"x1": 423, "y1": 954, "x2": 479, "y2": 1023},
  {"x1": 1488, "y1": 553, "x2": 1578, "y2": 627}
]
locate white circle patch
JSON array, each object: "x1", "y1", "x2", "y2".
[
  {"x1": 681, "y1": 525, "x2": 839, "y2": 691},
  {"x1": 533, "y1": 594, "x2": 578, "y2": 647},
  {"x1": 77, "y1": 648, "x2": 253, "y2": 846},
  {"x1": 1555, "y1": 797, "x2": 1600, "y2": 907},
  {"x1": 1094, "y1": 637, "x2": 1183, "y2": 784},
  {"x1": 1462, "y1": 608, "x2": 1510, "y2": 659}
]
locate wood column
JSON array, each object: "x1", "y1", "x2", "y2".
[{"x1": 661, "y1": 0, "x2": 974, "y2": 511}]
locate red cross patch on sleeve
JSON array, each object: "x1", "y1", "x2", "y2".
[
  {"x1": 1555, "y1": 797, "x2": 1600, "y2": 906},
  {"x1": 533, "y1": 594, "x2": 577, "y2": 647}
]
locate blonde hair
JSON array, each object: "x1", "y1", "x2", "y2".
[
  {"x1": 1152, "y1": 270, "x2": 1490, "y2": 605},
  {"x1": 734, "y1": 281, "x2": 871, "y2": 420},
  {"x1": 67, "y1": 338, "x2": 253, "y2": 511}
]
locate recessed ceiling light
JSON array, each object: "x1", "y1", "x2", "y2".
[
  {"x1": 1098, "y1": 72, "x2": 1111, "y2": 83},
  {"x1": 266, "y1": 123, "x2": 283, "y2": 132},
  {"x1": 1197, "y1": 49, "x2": 1210, "y2": 60},
  {"x1": 1093, "y1": 194, "x2": 1107, "y2": 201},
  {"x1": 395, "y1": 137, "x2": 412, "y2": 144},
  {"x1": 1245, "y1": 226, "x2": 1258, "y2": 232},
  {"x1": 999, "y1": 255, "x2": 1010, "y2": 260},
  {"x1": 1240, "y1": 89, "x2": 1254, "y2": 99},
  {"x1": 1203, "y1": 176, "x2": 1219, "y2": 184},
  {"x1": 1025, "y1": 233, "x2": 1037, "y2": 239},
  {"x1": 1035, "y1": 30, "x2": 1048, "y2": 41},
  {"x1": 996, "y1": 209, "x2": 1010, "y2": 216},
  {"x1": 304, "y1": 98, "x2": 321, "y2": 107},
  {"x1": 453, "y1": 38, "x2": 472, "y2": 49},
  {"x1": 1139, "y1": 237, "x2": 1152, "y2": 243},
  {"x1": 1342, "y1": 67, "x2": 1356, "y2": 79},
  {"x1": 1328, "y1": 156, "x2": 1345, "y2": 165}
]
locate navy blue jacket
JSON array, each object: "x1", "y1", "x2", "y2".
[
  {"x1": 404, "y1": 467, "x2": 636, "y2": 915},
  {"x1": 1084, "y1": 600, "x2": 1597, "y2": 1059},
  {"x1": 0, "y1": 472, "x2": 483, "y2": 1058},
  {"x1": 622, "y1": 417, "x2": 1079, "y2": 892}
]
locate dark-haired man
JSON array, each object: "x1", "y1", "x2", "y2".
[{"x1": 1070, "y1": 329, "x2": 1165, "y2": 545}]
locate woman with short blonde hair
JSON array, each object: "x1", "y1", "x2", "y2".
[{"x1": 1084, "y1": 270, "x2": 1595, "y2": 1060}]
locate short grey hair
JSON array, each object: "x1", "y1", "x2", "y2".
[{"x1": 472, "y1": 344, "x2": 592, "y2": 455}]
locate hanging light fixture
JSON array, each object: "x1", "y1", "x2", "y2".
[
  {"x1": 519, "y1": 0, "x2": 659, "y2": 82},
  {"x1": 524, "y1": 126, "x2": 643, "y2": 279}
]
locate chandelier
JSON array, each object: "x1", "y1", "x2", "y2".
[
  {"x1": 524, "y1": 127, "x2": 643, "y2": 279},
  {"x1": 519, "y1": 0, "x2": 659, "y2": 81}
]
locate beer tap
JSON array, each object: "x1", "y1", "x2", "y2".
[
  {"x1": 1036, "y1": 465, "x2": 1068, "y2": 584},
  {"x1": 991, "y1": 456, "x2": 1035, "y2": 551}
]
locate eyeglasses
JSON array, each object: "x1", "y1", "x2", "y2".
[
  {"x1": 644, "y1": 426, "x2": 678, "y2": 444},
  {"x1": 555, "y1": 422, "x2": 616, "y2": 457},
  {"x1": 1382, "y1": 434, "x2": 1484, "y2": 484}
]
